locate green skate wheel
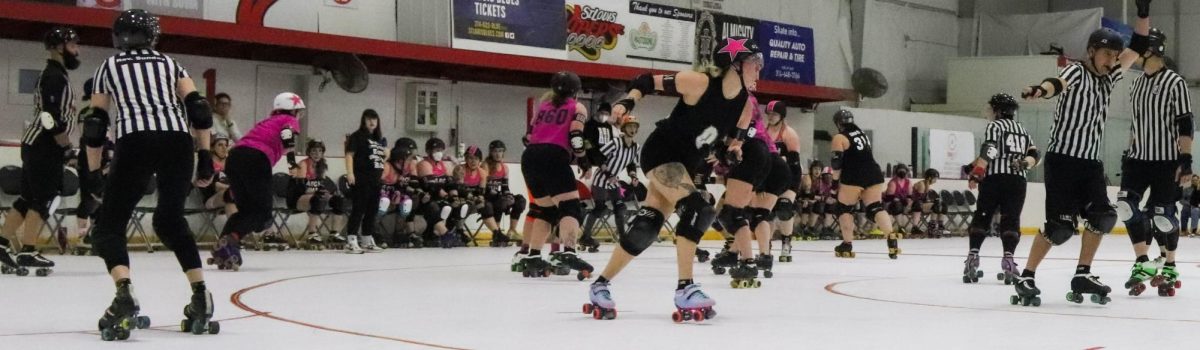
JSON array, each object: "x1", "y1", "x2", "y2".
[
  {"x1": 963, "y1": 276, "x2": 972, "y2": 284},
  {"x1": 101, "y1": 328, "x2": 116, "y2": 341},
  {"x1": 730, "y1": 280, "x2": 739, "y2": 288},
  {"x1": 1031, "y1": 297, "x2": 1041, "y2": 306},
  {"x1": 1009, "y1": 295, "x2": 1019, "y2": 305},
  {"x1": 753, "y1": 280, "x2": 762, "y2": 288}
]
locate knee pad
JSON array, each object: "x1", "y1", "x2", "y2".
[
  {"x1": 1000, "y1": 230, "x2": 1020, "y2": 242},
  {"x1": 618, "y1": 207, "x2": 665, "y2": 256},
  {"x1": 773, "y1": 198, "x2": 795, "y2": 221},
  {"x1": 1042, "y1": 216, "x2": 1077, "y2": 246},
  {"x1": 329, "y1": 196, "x2": 347, "y2": 215},
  {"x1": 559, "y1": 199, "x2": 583, "y2": 223},
  {"x1": 1115, "y1": 190, "x2": 1142, "y2": 222},
  {"x1": 1166, "y1": 229, "x2": 1180, "y2": 251},
  {"x1": 439, "y1": 204, "x2": 453, "y2": 221},
  {"x1": 1126, "y1": 214, "x2": 1151, "y2": 245},
  {"x1": 398, "y1": 197, "x2": 414, "y2": 218},
  {"x1": 480, "y1": 202, "x2": 496, "y2": 219},
  {"x1": 1083, "y1": 203, "x2": 1117, "y2": 234},
  {"x1": 717, "y1": 206, "x2": 750, "y2": 233},
  {"x1": 457, "y1": 203, "x2": 470, "y2": 219},
  {"x1": 510, "y1": 196, "x2": 527, "y2": 216},
  {"x1": 16, "y1": 196, "x2": 51, "y2": 219},
  {"x1": 676, "y1": 192, "x2": 716, "y2": 243},
  {"x1": 1150, "y1": 205, "x2": 1179, "y2": 234},
  {"x1": 834, "y1": 202, "x2": 856, "y2": 217},
  {"x1": 863, "y1": 202, "x2": 885, "y2": 223},
  {"x1": 308, "y1": 195, "x2": 329, "y2": 215},
  {"x1": 968, "y1": 225, "x2": 988, "y2": 238},
  {"x1": 527, "y1": 204, "x2": 560, "y2": 223},
  {"x1": 886, "y1": 201, "x2": 904, "y2": 216},
  {"x1": 749, "y1": 207, "x2": 771, "y2": 229},
  {"x1": 12, "y1": 197, "x2": 29, "y2": 216}
]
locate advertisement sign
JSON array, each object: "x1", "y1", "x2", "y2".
[
  {"x1": 928, "y1": 129, "x2": 975, "y2": 179},
  {"x1": 566, "y1": 1, "x2": 627, "y2": 62},
  {"x1": 626, "y1": 1, "x2": 695, "y2": 65},
  {"x1": 452, "y1": 0, "x2": 567, "y2": 55},
  {"x1": 696, "y1": 11, "x2": 757, "y2": 70},
  {"x1": 757, "y1": 21, "x2": 815, "y2": 85}
]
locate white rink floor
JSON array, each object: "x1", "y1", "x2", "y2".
[{"x1": 2, "y1": 236, "x2": 1199, "y2": 350}]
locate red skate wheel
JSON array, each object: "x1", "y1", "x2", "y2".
[
  {"x1": 692, "y1": 310, "x2": 705, "y2": 322},
  {"x1": 671, "y1": 311, "x2": 683, "y2": 323},
  {"x1": 592, "y1": 308, "x2": 601, "y2": 320},
  {"x1": 582, "y1": 304, "x2": 592, "y2": 314},
  {"x1": 1168, "y1": 288, "x2": 1176, "y2": 297},
  {"x1": 1176, "y1": 281, "x2": 1183, "y2": 288}
]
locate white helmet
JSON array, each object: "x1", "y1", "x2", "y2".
[{"x1": 273, "y1": 92, "x2": 306, "y2": 111}]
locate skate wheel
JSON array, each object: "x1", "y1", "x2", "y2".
[
  {"x1": 116, "y1": 329, "x2": 130, "y2": 340},
  {"x1": 976, "y1": 270, "x2": 983, "y2": 278},
  {"x1": 577, "y1": 271, "x2": 590, "y2": 281},
  {"x1": 135, "y1": 316, "x2": 150, "y2": 329},
  {"x1": 36, "y1": 268, "x2": 49, "y2": 277},
  {"x1": 101, "y1": 328, "x2": 116, "y2": 341},
  {"x1": 1176, "y1": 280, "x2": 1183, "y2": 288},
  {"x1": 181, "y1": 319, "x2": 191, "y2": 332},
  {"x1": 714, "y1": 267, "x2": 726, "y2": 275},
  {"x1": 671, "y1": 311, "x2": 683, "y2": 323},
  {"x1": 730, "y1": 280, "x2": 740, "y2": 289},
  {"x1": 16, "y1": 267, "x2": 28, "y2": 276},
  {"x1": 764, "y1": 271, "x2": 773, "y2": 279},
  {"x1": 582, "y1": 304, "x2": 593, "y2": 314},
  {"x1": 962, "y1": 276, "x2": 972, "y2": 284},
  {"x1": 1168, "y1": 288, "x2": 1176, "y2": 297},
  {"x1": 753, "y1": 280, "x2": 762, "y2": 288},
  {"x1": 692, "y1": 310, "x2": 705, "y2": 322},
  {"x1": 1009, "y1": 295, "x2": 1019, "y2": 305},
  {"x1": 997, "y1": 273, "x2": 1005, "y2": 281},
  {"x1": 592, "y1": 308, "x2": 602, "y2": 320},
  {"x1": 605, "y1": 309, "x2": 616, "y2": 320},
  {"x1": 208, "y1": 321, "x2": 220, "y2": 334}
]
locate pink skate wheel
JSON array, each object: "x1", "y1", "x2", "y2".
[
  {"x1": 671, "y1": 311, "x2": 682, "y2": 323},
  {"x1": 582, "y1": 304, "x2": 592, "y2": 314}
]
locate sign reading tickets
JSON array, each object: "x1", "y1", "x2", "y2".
[
  {"x1": 453, "y1": 0, "x2": 566, "y2": 50},
  {"x1": 757, "y1": 21, "x2": 815, "y2": 85},
  {"x1": 626, "y1": 1, "x2": 695, "y2": 65}
]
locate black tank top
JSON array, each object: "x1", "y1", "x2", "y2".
[
  {"x1": 662, "y1": 74, "x2": 748, "y2": 148},
  {"x1": 773, "y1": 126, "x2": 789, "y2": 154},
  {"x1": 839, "y1": 125, "x2": 877, "y2": 170}
]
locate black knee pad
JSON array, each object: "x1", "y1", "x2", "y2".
[
  {"x1": 1126, "y1": 215, "x2": 1151, "y2": 245},
  {"x1": 863, "y1": 202, "x2": 884, "y2": 223},
  {"x1": 968, "y1": 225, "x2": 988, "y2": 238},
  {"x1": 308, "y1": 195, "x2": 329, "y2": 215},
  {"x1": 527, "y1": 204, "x2": 560, "y2": 223},
  {"x1": 1042, "y1": 217, "x2": 1077, "y2": 246},
  {"x1": 11, "y1": 197, "x2": 29, "y2": 216},
  {"x1": 559, "y1": 199, "x2": 583, "y2": 223},
  {"x1": 717, "y1": 206, "x2": 750, "y2": 233},
  {"x1": 886, "y1": 201, "x2": 904, "y2": 216},
  {"x1": 15, "y1": 196, "x2": 51, "y2": 219},
  {"x1": 676, "y1": 192, "x2": 715, "y2": 243},
  {"x1": 1083, "y1": 203, "x2": 1117, "y2": 234},
  {"x1": 1166, "y1": 229, "x2": 1180, "y2": 251},
  {"x1": 749, "y1": 207, "x2": 771, "y2": 229},
  {"x1": 1000, "y1": 230, "x2": 1020, "y2": 242},
  {"x1": 510, "y1": 195, "x2": 527, "y2": 216},
  {"x1": 480, "y1": 202, "x2": 496, "y2": 219},
  {"x1": 329, "y1": 196, "x2": 347, "y2": 215},
  {"x1": 834, "y1": 202, "x2": 856, "y2": 217},
  {"x1": 619, "y1": 207, "x2": 665, "y2": 256},
  {"x1": 773, "y1": 198, "x2": 795, "y2": 221}
]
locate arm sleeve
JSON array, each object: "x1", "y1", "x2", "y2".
[
  {"x1": 1173, "y1": 78, "x2": 1194, "y2": 116},
  {"x1": 39, "y1": 74, "x2": 68, "y2": 122},
  {"x1": 93, "y1": 62, "x2": 112, "y2": 95}
]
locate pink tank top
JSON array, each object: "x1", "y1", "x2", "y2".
[
  {"x1": 890, "y1": 178, "x2": 911, "y2": 199},
  {"x1": 425, "y1": 158, "x2": 447, "y2": 176},
  {"x1": 818, "y1": 180, "x2": 834, "y2": 195},
  {"x1": 528, "y1": 98, "x2": 578, "y2": 151},
  {"x1": 301, "y1": 158, "x2": 317, "y2": 180},
  {"x1": 235, "y1": 112, "x2": 300, "y2": 165},
  {"x1": 488, "y1": 161, "x2": 507, "y2": 179},
  {"x1": 748, "y1": 95, "x2": 776, "y2": 154},
  {"x1": 463, "y1": 167, "x2": 483, "y2": 186}
]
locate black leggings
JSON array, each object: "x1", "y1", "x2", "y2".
[
  {"x1": 92, "y1": 131, "x2": 200, "y2": 272},
  {"x1": 346, "y1": 171, "x2": 382, "y2": 237},
  {"x1": 222, "y1": 147, "x2": 273, "y2": 237}
]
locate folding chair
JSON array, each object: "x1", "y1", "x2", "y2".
[
  {"x1": 182, "y1": 184, "x2": 222, "y2": 246},
  {"x1": 42, "y1": 168, "x2": 80, "y2": 253},
  {"x1": 265, "y1": 172, "x2": 301, "y2": 249},
  {"x1": 127, "y1": 175, "x2": 159, "y2": 252}
]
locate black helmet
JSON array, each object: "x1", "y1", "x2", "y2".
[
  {"x1": 425, "y1": 137, "x2": 446, "y2": 153},
  {"x1": 395, "y1": 137, "x2": 417, "y2": 152},
  {"x1": 1147, "y1": 27, "x2": 1166, "y2": 57},
  {"x1": 924, "y1": 168, "x2": 940, "y2": 179},
  {"x1": 988, "y1": 93, "x2": 1019, "y2": 119},
  {"x1": 713, "y1": 36, "x2": 761, "y2": 72},
  {"x1": 306, "y1": 139, "x2": 326, "y2": 154},
  {"x1": 551, "y1": 71, "x2": 581, "y2": 98},
  {"x1": 833, "y1": 110, "x2": 854, "y2": 131},
  {"x1": 488, "y1": 140, "x2": 506, "y2": 151},
  {"x1": 113, "y1": 9, "x2": 161, "y2": 51},
  {"x1": 44, "y1": 26, "x2": 78, "y2": 49},
  {"x1": 389, "y1": 146, "x2": 411, "y2": 164},
  {"x1": 597, "y1": 102, "x2": 612, "y2": 115},
  {"x1": 1087, "y1": 28, "x2": 1124, "y2": 52},
  {"x1": 767, "y1": 100, "x2": 787, "y2": 119}
]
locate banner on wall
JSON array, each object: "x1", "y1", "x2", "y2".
[
  {"x1": 695, "y1": 11, "x2": 758, "y2": 70},
  {"x1": 452, "y1": 0, "x2": 567, "y2": 52},
  {"x1": 77, "y1": 0, "x2": 205, "y2": 19},
  {"x1": 757, "y1": 21, "x2": 815, "y2": 85},
  {"x1": 626, "y1": 1, "x2": 695, "y2": 65},
  {"x1": 566, "y1": 1, "x2": 627, "y2": 62},
  {"x1": 927, "y1": 129, "x2": 975, "y2": 179}
]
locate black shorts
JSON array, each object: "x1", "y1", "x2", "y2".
[
  {"x1": 1120, "y1": 158, "x2": 1179, "y2": 207},
  {"x1": 1044, "y1": 152, "x2": 1109, "y2": 219},
  {"x1": 971, "y1": 174, "x2": 1027, "y2": 232},
  {"x1": 20, "y1": 139, "x2": 64, "y2": 203},
  {"x1": 640, "y1": 126, "x2": 705, "y2": 177},
  {"x1": 756, "y1": 154, "x2": 791, "y2": 196},
  {"x1": 521, "y1": 144, "x2": 576, "y2": 199},
  {"x1": 727, "y1": 138, "x2": 771, "y2": 187},
  {"x1": 839, "y1": 162, "x2": 884, "y2": 188}
]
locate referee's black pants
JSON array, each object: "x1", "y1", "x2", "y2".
[
  {"x1": 93, "y1": 131, "x2": 201, "y2": 272},
  {"x1": 969, "y1": 174, "x2": 1026, "y2": 253},
  {"x1": 221, "y1": 146, "x2": 274, "y2": 238}
]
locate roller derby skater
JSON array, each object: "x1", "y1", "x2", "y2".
[
  {"x1": 1016, "y1": 5, "x2": 1148, "y2": 305},
  {"x1": 740, "y1": 95, "x2": 789, "y2": 280},
  {"x1": 963, "y1": 93, "x2": 1037, "y2": 285},
  {"x1": 829, "y1": 110, "x2": 898, "y2": 260},
  {"x1": 587, "y1": 36, "x2": 762, "y2": 320},
  {"x1": 88, "y1": 9, "x2": 219, "y2": 340},
  {"x1": 344, "y1": 109, "x2": 388, "y2": 254},
  {"x1": 765, "y1": 99, "x2": 803, "y2": 263},
  {"x1": 483, "y1": 140, "x2": 528, "y2": 248},
  {"x1": 291, "y1": 139, "x2": 348, "y2": 251},
  {"x1": 419, "y1": 138, "x2": 464, "y2": 250}
]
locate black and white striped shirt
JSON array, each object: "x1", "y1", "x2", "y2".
[
  {"x1": 983, "y1": 118, "x2": 1033, "y2": 178},
  {"x1": 22, "y1": 60, "x2": 76, "y2": 145},
  {"x1": 1047, "y1": 62, "x2": 1124, "y2": 160},
  {"x1": 1127, "y1": 68, "x2": 1193, "y2": 161},
  {"x1": 592, "y1": 139, "x2": 640, "y2": 189},
  {"x1": 92, "y1": 49, "x2": 191, "y2": 139}
]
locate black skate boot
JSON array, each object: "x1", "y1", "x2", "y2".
[
  {"x1": 1010, "y1": 275, "x2": 1041, "y2": 307},
  {"x1": 1067, "y1": 274, "x2": 1112, "y2": 305},
  {"x1": 98, "y1": 279, "x2": 151, "y2": 341},
  {"x1": 521, "y1": 255, "x2": 552, "y2": 278},
  {"x1": 578, "y1": 234, "x2": 600, "y2": 253},
  {"x1": 489, "y1": 230, "x2": 511, "y2": 247},
  {"x1": 710, "y1": 250, "x2": 738, "y2": 275},
  {"x1": 326, "y1": 232, "x2": 348, "y2": 250},
  {"x1": 261, "y1": 233, "x2": 291, "y2": 251},
  {"x1": 886, "y1": 233, "x2": 901, "y2": 259},
  {"x1": 755, "y1": 253, "x2": 774, "y2": 278},
  {"x1": 180, "y1": 281, "x2": 220, "y2": 335},
  {"x1": 551, "y1": 250, "x2": 594, "y2": 281},
  {"x1": 962, "y1": 253, "x2": 982, "y2": 283},
  {"x1": 729, "y1": 259, "x2": 761, "y2": 289},
  {"x1": 834, "y1": 241, "x2": 855, "y2": 258},
  {"x1": 0, "y1": 237, "x2": 19, "y2": 275},
  {"x1": 15, "y1": 247, "x2": 54, "y2": 277},
  {"x1": 302, "y1": 232, "x2": 325, "y2": 251},
  {"x1": 695, "y1": 248, "x2": 710, "y2": 263}
]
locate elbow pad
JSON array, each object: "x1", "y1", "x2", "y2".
[
  {"x1": 569, "y1": 130, "x2": 586, "y2": 153},
  {"x1": 980, "y1": 141, "x2": 999, "y2": 161},
  {"x1": 82, "y1": 109, "x2": 111, "y2": 148},
  {"x1": 629, "y1": 73, "x2": 655, "y2": 95},
  {"x1": 661, "y1": 74, "x2": 678, "y2": 95},
  {"x1": 1042, "y1": 78, "x2": 1064, "y2": 98},
  {"x1": 185, "y1": 91, "x2": 213, "y2": 129},
  {"x1": 1025, "y1": 148, "x2": 1040, "y2": 163},
  {"x1": 286, "y1": 151, "x2": 298, "y2": 168},
  {"x1": 281, "y1": 127, "x2": 297, "y2": 149},
  {"x1": 831, "y1": 151, "x2": 844, "y2": 171},
  {"x1": 1176, "y1": 112, "x2": 1194, "y2": 137}
]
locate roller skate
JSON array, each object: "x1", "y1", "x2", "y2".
[
  {"x1": 819, "y1": 227, "x2": 837, "y2": 240},
  {"x1": 15, "y1": 248, "x2": 55, "y2": 277},
  {"x1": 578, "y1": 234, "x2": 600, "y2": 253},
  {"x1": 511, "y1": 250, "x2": 527, "y2": 273},
  {"x1": 834, "y1": 241, "x2": 855, "y2": 258},
  {"x1": 97, "y1": 279, "x2": 151, "y2": 341},
  {"x1": 671, "y1": 283, "x2": 717, "y2": 323},
  {"x1": 755, "y1": 253, "x2": 774, "y2": 278},
  {"x1": 73, "y1": 233, "x2": 94, "y2": 256},
  {"x1": 710, "y1": 250, "x2": 738, "y2": 275},
  {"x1": 438, "y1": 232, "x2": 459, "y2": 249},
  {"x1": 729, "y1": 260, "x2": 760, "y2": 289},
  {"x1": 886, "y1": 233, "x2": 901, "y2": 259},
  {"x1": 301, "y1": 232, "x2": 325, "y2": 251},
  {"x1": 582, "y1": 281, "x2": 617, "y2": 320},
  {"x1": 778, "y1": 236, "x2": 793, "y2": 263},
  {"x1": 996, "y1": 255, "x2": 1019, "y2": 285},
  {"x1": 695, "y1": 248, "x2": 710, "y2": 263},
  {"x1": 1009, "y1": 275, "x2": 1041, "y2": 307},
  {"x1": 344, "y1": 235, "x2": 364, "y2": 254},
  {"x1": 360, "y1": 235, "x2": 383, "y2": 253},
  {"x1": 0, "y1": 239, "x2": 19, "y2": 275},
  {"x1": 489, "y1": 230, "x2": 512, "y2": 247},
  {"x1": 1151, "y1": 264, "x2": 1181, "y2": 297},
  {"x1": 260, "y1": 233, "x2": 291, "y2": 251},
  {"x1": 1123, "y1": 260, "x2": 1157, "y2": 296},
  {"x1": 1066, "y1": 274, "x2": 1112, "y2": 305},
  {"x1": 962, "y1": 253, "x2": 982, "y2": 283},
  {"x1": 179, "y1": 282, "x2": 220, "y2": 335},
  {"x1": 207, "y1": 234, "x2": 243, "y2": 271},
  {"x1": 551, "y1": 250, "x2": 594, "y2": 281},
  {"x1": 521, "y1": 255, "x2": 552, "y2": 278},
  {"x1": 326, "y1": 232, "x2": 347, "y2": 250}
]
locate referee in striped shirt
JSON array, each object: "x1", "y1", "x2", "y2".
[
  {"x1": 86, "y1": 10, "x2": 218, "y2": 338},
  {"x1": 962, "y1": 93, "x2": 1037, "y2": 284},
  {"x1": 580, "y1": 115, "x2": 642, "y2": 248},
  {"x1": 1013, "y1": 2, "x2": 1152, "y2": 304},
  {"x1": 0, "y1": 27, "x2": 82, "y2": 271},
  {"x1": 1116, "y1": 27, "x2": 1193, "y2": 295}
]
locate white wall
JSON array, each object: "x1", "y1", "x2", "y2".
[
  {"x1": 857, "y1": 0, "x2": 961, "y2": 109},
  {"x1": 813, "y1": 106, "x2": 989, "y2": 169}
]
